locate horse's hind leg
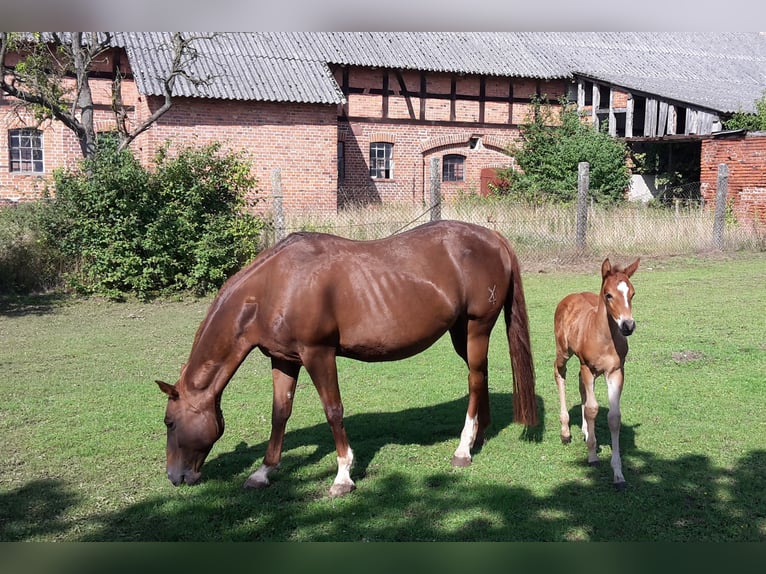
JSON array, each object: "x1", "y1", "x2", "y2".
[
  {"x1": 244, "y1": 358, "x2": 300, "y2": 489},
  {"x1": 451, "y1": 323, "x2": 490, "y2": 467},
  {"x1": 303, "y1": 348, "x2": 356, "y2": 497},
  {"x1": 578, "y1": 365, "x2": 599, "y2": 466}
]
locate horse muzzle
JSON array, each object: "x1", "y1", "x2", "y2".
[
  {"x1": 167, "y1": 468, "x2": 202, "y2": 486},
  {"x1": 620, "y1": 319, "x2": 636, "y2": 336}
]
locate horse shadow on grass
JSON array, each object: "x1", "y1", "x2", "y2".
[
  {"x1": 202, "y1": 391, "x2": 545, "y2": 488},
  {"x1": 13, "y1": 394, "x2": 766, "y2": 543}
]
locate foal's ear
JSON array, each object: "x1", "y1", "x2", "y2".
[
  {"x1": 156, "y1": 380, "x2": 179, "y2": 400},
  {"x1": 601, "y1": 258, "x2": 612, "y2": 279},
  {"x1": 624, "y1": 258, "x2": 640, "y2": 278}
]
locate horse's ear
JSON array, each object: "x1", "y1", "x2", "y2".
[
  {"x1": 601, "y1": 258, "x2": 612, "y2": 279},
  {"x1": 156, "y1": 380, "x2": 179, "y2": 400},
  {"x1": 624, "y1": 258, "x2": 640, "y2": 278}
]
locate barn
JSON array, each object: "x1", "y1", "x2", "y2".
[{"x1": 2, "y1": 32, "x2": 766, "y2": 225}]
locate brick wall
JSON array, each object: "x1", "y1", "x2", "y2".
[
  {"x1": 131, "y1": 96, "x2": 339, "y2": 214},
  {"x1": 0, "y1": 74, "x2": 117, "y2": 202},
  {"x1": 700, "y1": 132, "x2": 766, "y2": 229},
  {"x1": 337, "y1": 67, "x2": 566, "y2": 209},
  {"x1": 3, "y1": 48, "x2": 570, "y2": 216}
]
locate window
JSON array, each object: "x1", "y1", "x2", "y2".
[
  {"x1": 9, "y1": 128, "x2": 43, "y2": 173},
  {"x1": 337, "y1": 141, "x2": 345, "y2": 182},
  {"x1": 370, "y1": 142, "x2": 393, "y2": 179},
  {"x1": 442, "y1": 154, "x2": 465, "y2": 182}
]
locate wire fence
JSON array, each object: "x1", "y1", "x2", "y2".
[{"x1": 266, "y1": 164, "x2": 764, "y2": 270}]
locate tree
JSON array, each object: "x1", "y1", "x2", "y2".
[
  {"x1": 494, "y1": 96, "x2": 631, "y2": 204},
  {"x1": 723, "y1": 90, "x2": 766, "y2": 131},
  {"x1": 0, "y1": 32, "x2": 213, "y2": 158}
]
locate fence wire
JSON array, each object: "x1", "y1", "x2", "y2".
[{"x1": 263, "y1": 194, "x2": 763, "y2": 270}]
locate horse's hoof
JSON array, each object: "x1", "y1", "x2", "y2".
[
  {"x1": 561, "y1": 435, "x2": 572, "y2": 445},
  {"x1": 329, "y1": 483, "x2": 356, "y2": 498},
  {"x1": 243, "y1": 477, "x2": 270, "y2": 489},
  {"x1": 588, "y1": 460, "x2": 600, "y2": 467},
  {"x1": 451, "y1": 455, "x2": 472, "y2": 468},
  {"x1": 614, "y1": 481, "x2": 627, "y2": 492}
]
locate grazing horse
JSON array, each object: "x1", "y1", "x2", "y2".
[
  {"x1": 157, "y1": 220, "x2": 538, "y2": 497},
  {"x1": 553, "y1": 257, "x2": 639, "y2": 490}
]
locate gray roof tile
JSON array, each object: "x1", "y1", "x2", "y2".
[{"x1": 116, "y1": 32, "x2": 766, "y2": 114}]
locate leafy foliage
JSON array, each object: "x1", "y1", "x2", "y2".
[
  {"x1": 0, "y1": 202, "x2": 65, "y2": 294},
  {"x1": 42, "y1": 141, "x2": 266, "y2": 299},
  {"x1": 494, "y1": 97, "x2": 631, "y2": 204},
  {"x1": 723, "y1": 90, "x2": 766, "y2": 131}
]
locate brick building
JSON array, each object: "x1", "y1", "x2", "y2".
[{"x1": 3, "y1": 32, "x2": 766, "y2": 224}]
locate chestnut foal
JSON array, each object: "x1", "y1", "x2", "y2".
[{"x1": 554, "y1": 257, "x2": 639, "y2": 490}]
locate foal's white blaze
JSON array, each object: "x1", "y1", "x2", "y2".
[
  {"x1": 616, "y1": 281, "x2": 632, "y2": 325},
  {"x1": 617, "y1": 281, "x2": 630, "y2": 308}
]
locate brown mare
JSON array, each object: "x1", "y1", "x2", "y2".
[
  {"x1": 157, "y1": 220, "x2": 538, "y2": 497},
  {"x1": 553, "y1": 257, "x2": 640, "y2": 490}
]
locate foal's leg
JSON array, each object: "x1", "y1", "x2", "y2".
[
  {"x1": 244, "y1": 359, "x2": 299, "y2": 489},
  {"x1": 605, "y1": 368, "x2": 626, "y2": 490},
  {"x1": 451, "y1": 325, "x2": 490, "y2": 467},
  {"x1": 554, "y1": 351, "x2": 571, "y2": 444},
  {"x1": 303, "y1": 348, "x2": 355, "y2": 497},
  {"x1": 578, "y1": 365, "x2": 600, "y2": 466}
]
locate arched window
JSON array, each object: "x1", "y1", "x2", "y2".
[
  {"x1": 9, "y1": 128, "x2": 44, "y2": 173},
  {"x1": 442, "y1": 154, "x2": 464, "y2": 182}
]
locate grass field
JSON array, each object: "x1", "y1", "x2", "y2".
[{"x1": 1, "y1": 252, "x2": 764, "y2": 542}]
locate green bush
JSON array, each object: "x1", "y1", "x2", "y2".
[
  {"x1": 494, "y1": 96, "x2": 631, "y2": 204},
  {"x1": 0, "y1": 202, "x2": 66, "y2": 294},
  {"x1": 44, "y1": 141, "x2": 265, "y2": 299}
]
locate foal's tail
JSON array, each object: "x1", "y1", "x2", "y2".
[{"x1": 503, "y1": 242, "x2": 538, "y2": 427}]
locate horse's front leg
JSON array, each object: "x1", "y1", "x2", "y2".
[
  {"x1": 244, "y1": 359, "x2": 299, "y2": 489},
  {"x1": 452, "y1": 329, "x2": 490, "y2": 467},
  {"x1": 578, "y1": 365, "x2": 599, "y2": 466},
  {"x1": 606, "y1": 368, "x2": 626, "y2": 490},
  {"x1": 554, "y1": 351, "x2": 571, "y2": 444},
  {"x1": 304, "y1": 348, "x2": 355, "y2": 497}
]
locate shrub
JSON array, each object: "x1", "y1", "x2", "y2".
[
  {"x1": 494, "y1": 96, "x2": 631, "y2": 204},
  {"x1": 44, "y1": 141, "x2": 265, "y2": 299},
  {"x1": 0, "y1": 202, "x2": 66, "y2": 294}
]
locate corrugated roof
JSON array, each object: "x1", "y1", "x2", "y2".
[
  {"x1": 120, "y1": 32, "x2": 345, "y2": 104},
  {"x1": 115, "y1": 32, "x2": 766, "y2": 114}
]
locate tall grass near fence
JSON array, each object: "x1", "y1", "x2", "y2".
[{"x1": 273, "y1": 199, "x2": 764, "y2": 266}]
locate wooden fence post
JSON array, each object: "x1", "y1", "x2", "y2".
[
  {"x1": 429, "y1": 157, "x2": 441, "y2": 222},
  {"x1": 576, "y1": 161, "x2": 590, "y2": 250},
  {"x1": 713, "y1": 163, "x2": 728, "y2": 250},
  {"x1": 272, "y1": 168, "x2": 285, "y2": 242}
]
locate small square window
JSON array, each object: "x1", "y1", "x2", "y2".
[
  {"x1": 442, "y1": 154, "x2": 465, "y2": 182},
  {"x1": 9, "y1": 128, "x2": 44, "y2": 173}
]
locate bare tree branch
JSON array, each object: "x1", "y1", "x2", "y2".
[{"x1": 116, "y1": 32, "x2": 219, "y2": 152}]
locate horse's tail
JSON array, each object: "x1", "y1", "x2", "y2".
[{"x1": 502, "y1": 240, "x2": 538, "y2": 427}]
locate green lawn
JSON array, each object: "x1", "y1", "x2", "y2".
[{"x1": 1, "y1": 253, "x2": 764, "y2": 541}]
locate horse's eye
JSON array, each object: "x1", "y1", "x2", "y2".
[
  {"x1": 164, "y1": 419, "x2": 175, "y2": 430},
  {"x1": 606, "y1": 293, "x2": 613, "y2": 300}
]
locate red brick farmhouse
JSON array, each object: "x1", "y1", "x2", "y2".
[{"x1": 2, "y1": 32, "x2": 766, "y2": 226}]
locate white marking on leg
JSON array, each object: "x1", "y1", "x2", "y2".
[
  {"x1": 245, "y1": 463, "x2": 276, "y2": 488},
  {"x1": 606, "y1": 375, "x2": 625, "y2": 484},
  {"x1": 453, "y1": 413, "x2": 477, "y2": 461},
  {"x1": 330, "y1": 448, "x2": 355, "y2": 496}
]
